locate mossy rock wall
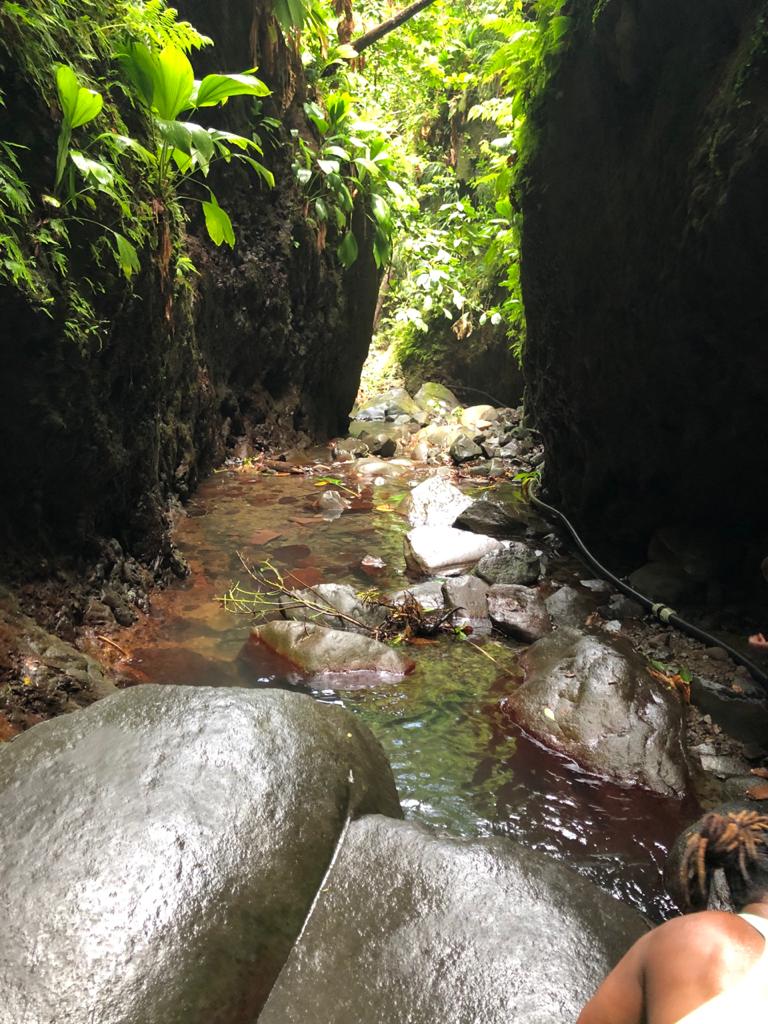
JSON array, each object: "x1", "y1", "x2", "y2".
[
  {"x1": 0, "y1": 0, "x2": 379, "y2": 566},
  {"x1": 522, "y1": 0, "x2": 768, "y2": 553}
]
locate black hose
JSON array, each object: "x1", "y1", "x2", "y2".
[{"x1": 529, "y1": 486, "x2": 768, "y2": 690}]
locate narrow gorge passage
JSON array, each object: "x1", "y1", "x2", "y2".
[{"x1": 106, "y1": 423, "x2": 691, "y2": 922}]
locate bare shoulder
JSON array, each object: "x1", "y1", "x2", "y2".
[{"x1": 645, "y1": 911, "x2": 764, "y2": 964}]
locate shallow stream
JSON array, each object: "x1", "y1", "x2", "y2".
[{"x1": 118, "y1": 452, "x2": 691, "y2": 921}]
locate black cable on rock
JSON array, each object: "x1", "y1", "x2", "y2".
[{"x1": 529, "y1": 486, "x2": 768, "y2": 691}]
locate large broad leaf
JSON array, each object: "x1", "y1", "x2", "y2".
[
  {"x1": 113, "y1": 232, "x2": 140, "y2": 279},
  {"x1": 273, "y1": 0, "x2": 310, "y2": 31},
  {"x1": 191, "y1": 73, "x2": 270, "y2": 108},
  {"x1": 56, "y1": 66, "x2": 103, "y2": 129},
  {"x1": 156, "y1": 118, "x2": 193, "y2": 156},
  {"x1": 152, "y1": 46, "x2": 194, "y2": 119},
  {"x1": 337, "y1": 230, "x2": 359, "y2": 268},
  {"x1": 120, "y1": 43, "x2": 194, "y2": 120},
  {"x1": 202, "y1": 192, "x2": 235, "y2": 247},
  {"x1": 180, "y1": 121, "x2": 215, "y2": 174},
  {"x1": 70, "y1": 151, "x2": 114, "y2": 187},
  {"x1": 371, "y1": 193, "x2": 392, "y2": 233}
]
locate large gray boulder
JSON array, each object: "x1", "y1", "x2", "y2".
[
  {"x1": 502, "y1": 629, "x2": 688, "y2": 795},
  {"x1": 258, "y1": 815, "x2": 648, "y2": 1024},
  {"x1": 0, "y1": 686, "x2": 401, "y2": 1024}
]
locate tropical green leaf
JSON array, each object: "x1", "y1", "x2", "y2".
[
  {"x1": 55, "y1": 66, "x2": 103, "y2": 129},
  {"x1": 155, "y1": 118, "x2": 193, "y2": 155},
  {"x1": 113, "y1": 232, "x2": 140, "y2": 279},
  {"x1": 338, "y1": 230, "x2": 359, "y2": 268},
  {"x1": 202, "y1": 192, "x2": 235, "y2": 247},
  {"x1": 70, "y1": 151, "x2": 114, "y2": 187},
  {"x1": 191, "y1": 72, "x2": 271, "y2": 107}
]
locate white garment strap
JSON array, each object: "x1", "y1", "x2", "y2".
[{"x1": 738, "y1": 912, "x2": 768, "y2": 947}]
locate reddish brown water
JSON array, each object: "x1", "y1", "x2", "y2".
[{"x1": 117, "y1": 454, "x2": 693, "y2": 921}]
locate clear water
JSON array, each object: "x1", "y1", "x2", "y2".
[{"x1": 117, "y1": 455, "x2": 692, "y2": 921}]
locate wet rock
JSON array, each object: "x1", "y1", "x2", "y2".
[
  {"x1": 404, "y1": 527, "x2": 502, "y2": 577},
  {"x1": 0, "y1": 686, "x2": 401, "y2": 1023},
  {"x1": 442, "y1": 576, "x2": 491, "y2": 635},
  {"x1": 355, "y1": 387, "x2": 421, "y2": 422},
  {"x1": 367, "y1": 434, "x2": 398, "y2": 457},
  {"x1": 648, "y1": 526, "x2": 736, "y2": 583},
  {"x1": 259, "y1": 815, "x2": 648, "y2": 1024},
  {"x1": 689, "y1": 676, "x2": 768, "y2": 751},
  {"x1": 348, "y1": 420, "x2": 408, "y2": 442},
  {"x1": 317, "y1": 490, "x2": 349, "y2": 516},
  {"x1": 413, "y1": 382, "x2": 461, "y2": 411},
  {"x1": 391, "y1": 581, "x2": 446, "y2": 613},
  {"x1": 414, "y1": 424, "x2": 465, "y2": 451},
  {"x1": 102, "y1": 588, "x2": 137, "y2": 627},
  {"x1": 280, "y1": 583, "x2": 388, "y2": 634},
  {"x1": 599, "y1": 593, "x2": 644, "y2": 620},
  {"x1": 503, "y1": 629, "x2": 689, "y2": 795},
  {"x1": 488, "y1": 585, "x2": 551, "y2": 643},
  {"x1": 406, "y1": 476, "x2": 473, "y2": 528},
  {"x1": 545, "y1": 585, "x2": 598, "y2": 629},
  {"x1": 628, "y1": 562, "x2": 699, "y2": 606},
  {"x1": 449, "y1": 435, "x2": 484, "y2": 464},
  {"x1": 84, "y1": 598, "x2": 115, "y2": 628},
  {"x1": 475, "y1": 543, "x2": 541, "y2": 586},
  {"x1": 333, "y1": 438, "x2": 369, "y2": 459},
  {"x1": 460, "y1": 405, "x2": 497, "y2": 431},
  {"x1": 454, "y1": 498, "x2": 530, "y2": 538},
  {"x1": 248, "y1": 621, "x2": 415, "y2": 684}
]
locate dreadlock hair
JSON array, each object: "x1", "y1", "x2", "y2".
[{"x1": 679, "y1": 810, "x2": 768, "y2": 910}]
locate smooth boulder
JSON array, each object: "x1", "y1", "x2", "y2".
[
  {"x1": 0, "y1": 686, "x2": 401, "y2": 1024},
  {"x1": 258, "y1": 815, "x2": 648, "y2": 1024},
  {"x1": 502, "y1": 629, "x2": 689, "y2": 795},
  {"x1": 404, "y1": 526, "x2": 502, "y2": 576},
  {"x1": 248, "y1": 620, "x2": 415, "y2": 685}
]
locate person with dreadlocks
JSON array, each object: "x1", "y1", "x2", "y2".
[{"x1": 577, "y1": 809, "x2": 768, "y2": 1022}]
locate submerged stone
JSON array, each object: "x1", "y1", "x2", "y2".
[
  {"x1": 0, "y1": 686, "x2": 401, "y2": 1024},
  {"x1": 258, "y1": 815, "x2": 648, "y2": 1024},
  {"x1": 248, "y1": 621, "x2": 415, "y2": 684},
  {"x1": 404, "y1": 526, "x2": 501, "y2": 577},
  {"x1": 280, "y1": 583, "x2": 388, "y2": 634}
]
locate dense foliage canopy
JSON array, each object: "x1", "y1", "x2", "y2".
[{"x1": 0, "y1": 0, "x2": 568, "y2": 354}]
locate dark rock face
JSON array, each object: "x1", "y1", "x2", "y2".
[
  {"x1": 0, "y1": 686, "x2": 401, "y2": 1024},
  {"x1": 0, "y1": 0, "x2": 380, "y2": 566},
  {"x1": 503, "y1": 629, "x2": 689, "y2": 795},
  {"x1": 522, "y1": 0, "x2": 768, "y2": 550},
  {"x1": 259, "y1": 815, "x2": 648, "y2": 1024}
]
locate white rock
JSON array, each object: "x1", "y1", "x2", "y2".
[
  {"x1": 405, "y1": 476, "x2": 473, "y2": 528},
  {"x1": 404, "y1": 527, "x2": 502, "y2": 576}
]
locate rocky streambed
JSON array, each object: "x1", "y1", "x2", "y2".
[
  {"x1": 65, "y1": 382, "x2": 768, "y2": 917},
  {"x1": 2, "y1": 382, "x2": 768, "y2": 1022}
]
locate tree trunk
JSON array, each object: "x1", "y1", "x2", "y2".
[{"x1": 323, "y1": 0, "x2": 439, "y2": 74}]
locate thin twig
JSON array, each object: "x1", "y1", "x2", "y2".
[{"x1": 94, "y1": 634, "x2": 128, "y2": 657}]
